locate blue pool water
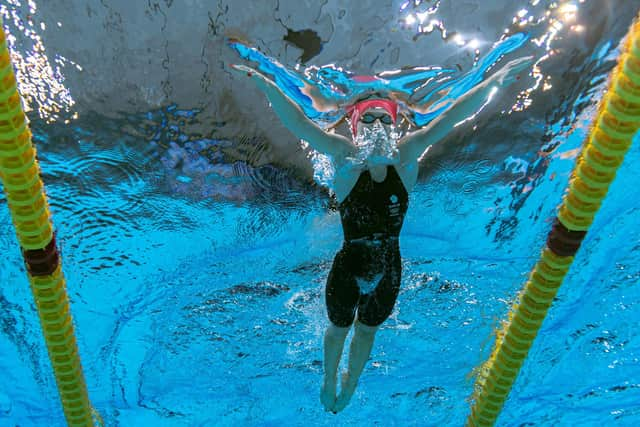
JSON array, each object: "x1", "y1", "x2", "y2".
[
  {"x1": 2, "y1": 108, "x2": 639, "y2": 426},
  {"x1": 2, "y1": 2, "x2": 640, "y2": 427}
]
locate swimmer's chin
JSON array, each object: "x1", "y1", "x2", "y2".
[
  {"x1": 345, "y1": 154, "x2": 399, "y2": 167},
  {"x1": 366, "y1": 155, "x2": 399, "y2": 166}
]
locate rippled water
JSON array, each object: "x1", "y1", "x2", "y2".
[{"x1": 2, "y1": 1, "x2": 640, "y2": 426}]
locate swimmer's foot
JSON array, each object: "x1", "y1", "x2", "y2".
[
  {"x1": 333, "y1": 372, "x2": 357, "y2": 413},
  {"x1": 320, "y1": 375, "x2": 337, "y2": 412}
]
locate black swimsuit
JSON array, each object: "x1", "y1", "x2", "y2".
[{"x1": 326, "y1": 165, "x2": 409, "y2": 327}]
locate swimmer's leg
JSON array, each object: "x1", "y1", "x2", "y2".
[
  {"x1": 333, "y1": 321, "x2": 379, "y2": 413},
  {"x1": 321, "y1": 323, "x2": 350, "y2": 411},
  {"x1": 322, "y1": 246, "x2": 359, "y2": 411},
  {"x1": 333, "y1": 242, "x2": 401, "y2": 412}
]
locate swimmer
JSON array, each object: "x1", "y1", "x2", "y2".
[{"x1": 229, "y1": 48, "x2": 531, "y2": 413}]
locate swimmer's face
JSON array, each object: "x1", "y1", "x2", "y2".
[{"x1": 355, "y1": 107, "x2": 394, "y2": 140}]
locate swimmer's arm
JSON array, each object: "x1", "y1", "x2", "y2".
[
  {"x1": 397, "y1": 56, "x2": 532, "y2": 162},
  {"x1": 229, "y1": 64, "x2": 355, "y2": 158}
]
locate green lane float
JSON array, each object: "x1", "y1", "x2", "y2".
[
  {"x1": 467, "y1": 14, "x2": 640, "y2": 426},
  {"x1": 0, "y1": 20, "x2": 101, "y2": 427}
]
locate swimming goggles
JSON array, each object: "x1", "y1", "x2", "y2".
[{"x1": 360, "y1": 112, "x2": 393, "y2": 125}]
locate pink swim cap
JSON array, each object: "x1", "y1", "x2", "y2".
[{"x1": 346, "y1": 99, "x2": 398, "y2": 136}]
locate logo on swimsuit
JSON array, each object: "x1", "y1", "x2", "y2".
[{"x1": 389, "y1": 194, "x2": 401, "y2": 218}]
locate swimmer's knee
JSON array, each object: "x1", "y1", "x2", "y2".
[
  {"x1": 326, "y1": 322, "x2": 351, "y2": 339},
  {"x1": 354, "y1": 320, "x2": 379, "y2": 336},
  {"x1": 357, "y1": 306, "x2": 393, "y2": 329}
]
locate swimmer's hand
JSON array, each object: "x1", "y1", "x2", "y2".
[
  {"x1": 397, "y1": 56, "x2": 532, "y2": 162},
  {"x1": 228, "y1": 63, "x2": 273, "y2": 92},
  {"x1": 228, "y1": 63, "x2": 354, "y2": 157},
  {"x1": 225, "y1": 35, "x2": 251, "y2": 48},
  {"x1": 490, "y1": 56, "x2": 534, "y2": 87}
]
